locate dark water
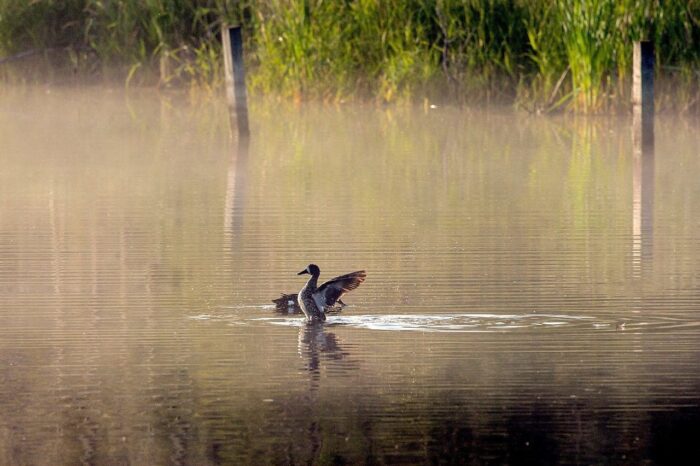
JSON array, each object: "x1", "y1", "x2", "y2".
[{"x1": 1, "y1": 88, "x2": 699, "y2": 465}]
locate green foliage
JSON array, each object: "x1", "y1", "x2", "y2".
[
  {"x1": 1, "y1": 0, "x2": 699, "y2": 112},
  {"x1": 250, "y1": 0, "x2": 437, "y2": 102},
  {"x1": 0, "y1": 0, "x2": 86, "y2": 52},
  {"x1": 0, "y1": 0, "x2": 238, "y2": 86}
]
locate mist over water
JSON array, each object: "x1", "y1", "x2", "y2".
[{"x1": 1, "y1": 88, "x2": 699, "y2": 464}]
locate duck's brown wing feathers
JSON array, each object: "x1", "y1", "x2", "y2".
[{"x1": 316, "y1": 270, "x2": 366, "y2": 307}]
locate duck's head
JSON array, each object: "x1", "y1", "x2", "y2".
[{"x1": 298, "y1": 264, "x2": 320, "y2": 276}]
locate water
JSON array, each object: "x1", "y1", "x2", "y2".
[{"x1": 1, "y1": 87, "x2": 699, "y2": 464}]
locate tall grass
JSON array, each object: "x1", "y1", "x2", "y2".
[{"x1": 0, "y1": 0, "x2": 699, "y2": 113}]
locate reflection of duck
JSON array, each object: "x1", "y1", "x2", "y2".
[
  {"x1": 294, "y1": 264, "x2": 366, "y2": 322},
  {"x1": 298, "y1": 325, "x2": 345, "y2": 373}
]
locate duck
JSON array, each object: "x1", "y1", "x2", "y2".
[
  {"x1": 294, "y1": 264, "x2": 366, "y2": 322},
  {"x1": 271, "y1": 294, "x2": 302, "y2": 313},
  {"x1": 271, "y1": 293, "x2": 347, "y2": 314}
]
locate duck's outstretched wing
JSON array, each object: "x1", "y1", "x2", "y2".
[{"x1": 316, "y1": 270, "x2": 367, "y2": 307}]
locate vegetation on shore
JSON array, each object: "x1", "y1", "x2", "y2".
[{"x1": 0, "y1": 1, "x2": 699, "y2": 113}]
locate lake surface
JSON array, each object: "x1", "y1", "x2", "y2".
[{"x1": 1, "y1": 87, "x2": 699, "y2": 465}]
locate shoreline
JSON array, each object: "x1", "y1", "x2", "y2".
[{"x1": 1, "y1": 2, "x2": 699, "y2": 115}]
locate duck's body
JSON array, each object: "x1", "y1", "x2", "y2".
[
  {"x1": 296, "y1": 264, "x2": 366, "y2": 323},
  {"x1": 272, "y1": 293, "x2": 347, "y2": 313},
  {"x1": 298, "y1": 271, "x2": 326, "y2": 322},
  {"x1": 272, "y1": 293, "x2": 301, "y2": 312}
]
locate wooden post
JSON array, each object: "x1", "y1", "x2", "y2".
[
  {"x1": 222, "y1": 25, "x2": 250, "y2": 138},
  {"x1": 632, "y1": 41, "x2": 654, "y2": 149}
]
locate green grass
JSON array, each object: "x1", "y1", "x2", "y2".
[{"x1": 0, "y1": 0, "x2": 699, "y2": 113}]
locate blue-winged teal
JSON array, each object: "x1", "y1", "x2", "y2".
[{"x1": 292, "y1": 264, "x2": 366, "y2": 322}]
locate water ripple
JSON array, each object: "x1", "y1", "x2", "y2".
[
  {"x1": 189, "y1": 310, "x2": 700, "y2": 334},
  {"x1": 242, "y1": 312, "x2": 594, "y2": 332}
]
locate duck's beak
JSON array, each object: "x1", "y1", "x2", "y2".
[{"x1": 297, "y1": 269, "x2": 309, "y2": 275}]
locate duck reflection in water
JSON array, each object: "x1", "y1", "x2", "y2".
[
  {"x1": 297, "y1": 324, "x2": 350, "y2": 374},
  {"x1": 273, "y1": 264, "x2": 366, "y2": 323}
]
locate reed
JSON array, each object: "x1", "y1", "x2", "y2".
[
  {"x1": 557, "y1": 0, "x2": 619, "y2": 112},
  {"x1": 0, "y1": 0, "x2": 699, "y2": 113}
]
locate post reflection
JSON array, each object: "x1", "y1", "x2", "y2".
[
  {"x1": 223, "y1": 136, "x2": 250, "y2": 238},
  {"x1": 632, "y1": 117, "x2": 654, "y2": 278}
]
